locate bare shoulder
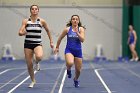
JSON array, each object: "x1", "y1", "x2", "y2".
[
  {"x1": 39, "y1": 18, "x2": 47, "y2": 26},
  {"x1": 64, "y1": 27, "x2": 70, "y2": 33},
  {"x1": 133, "y1": 30, "x2": 136, "y2": 33},
  {"x1": 133, "y1": 30, "x2": 137, "y2": 35},
  {"x1": 22, "y1": 18, "x2": 28, "y2": 25},
  {"x1": 39, "y1": 18, "x2": 46, "y2": 23},
  {"x1": 79, "y1": 26, "x2": 85, "y2": 31}
]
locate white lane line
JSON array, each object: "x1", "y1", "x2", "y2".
[
  {"x1": 7, "y1": 71, "x2": 37, "y2": 93},
  {"x1": 0, "y1": 69, "x2": 10, "y2": 75},
  {"x1": 0, "y1": 82, "x2": 56, "y2": 84},
  {"x1": 0, "y1": 70, "x2": 27, "y2": 89},
  {"x1": 50, "y1": 64, "x2": 65, "y2": 93},
  {"x1": 58, "y1": 69, "x2": 67, "y2": 93},
  {"x1": 0, "y1": 68, "x2": 26, "y2": 76},
  {"x1": 94, "y1": 69, "x2": 112, "y2": 93},
  {"x1": 90, "y1": 63, "x2": 112, "y2": 93},
  {"x1": 117, "y1": 64, "x2": 140, "y2": 79},
  {"x1": 0, "y1": 67, "x2": 62, "y2": 76}
]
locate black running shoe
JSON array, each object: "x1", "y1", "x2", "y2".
[
  {"x1": 74, "y1": 79, "x2": 79, "y2": 88},
  {"x1": 67, "y1": 69, "x2": 72, "y2": 78}
]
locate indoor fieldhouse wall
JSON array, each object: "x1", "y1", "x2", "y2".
[
  {"x1": 0, "y1": 0, "x2": 122, "y2": 5},
  {"x1": 0, "y1": 5, "x2": 122, "y2": 60}
]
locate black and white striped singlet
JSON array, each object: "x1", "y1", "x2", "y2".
[{"x1": 24, "y1": 18, "x2": 42, "y2": 50}]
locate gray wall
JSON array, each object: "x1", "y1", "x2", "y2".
[
  {"x1": 0, "y1": 0, "x2": 122, "y2": 5},
  {"x1": 0, "y1": 5, "x2": 122, "y2": 60}
]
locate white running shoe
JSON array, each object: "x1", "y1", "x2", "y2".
[
  {"x1": 34, "y1": 62, "x2": 40, "y2": 71},
  {"x1": 28, "y1": 81, "x2": 36, "y2": 88},
  {"x1": 135, "y1": 57, "x2": 139, "y2": 61},
  {"x1": 130, "y1": 58, "x2": 134, "y2": 61}
]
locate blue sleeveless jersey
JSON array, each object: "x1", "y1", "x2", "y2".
[
  {"x1": 129, "y1": 31, "x2": 135, "y2": 45},
  {"x1": 66, "y1": 26, "x2": 81, "y2": 49}
]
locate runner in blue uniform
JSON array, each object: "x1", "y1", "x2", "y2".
[
  {"x1": 127, "y1": 25, "x2": 138, "y2": 61},
  {"x1": 18, "y1": 5, "x2": 54, "y2": 88},
  {"x1": 54, "y1": 15, "x2": 85, "y2": 87}
]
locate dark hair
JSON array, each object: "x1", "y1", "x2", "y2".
[
  {"x1": 66, "y1": 15, "x2": 86, "y2": 29},
  {"x1": 30, "y1": 5, "x2": 39, "y2": 12}
]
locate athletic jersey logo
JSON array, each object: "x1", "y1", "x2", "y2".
[{"x1": 68, "y1": 34, "x2": 78, "y2": 38}]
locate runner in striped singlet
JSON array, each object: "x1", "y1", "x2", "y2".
[{"x1": 18, "y1": 5, "x2": 54, "y2": 88}]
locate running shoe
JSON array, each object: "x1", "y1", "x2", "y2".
[
  {"x1": 28, "y1": 81, "x2": 36, "y2": 88},
  {"x1": 135, "y1": 57, "x2": 139, "y2": 61},
  {"x1": 34, "y1": 62, "x2": 40, "y2": 71},
  {"x1": 73, "y1": 79, "x2": 79, "y2": 88},
  {"x1": 130, "y1": 58, "x2": 134, "y2": 61},
  {"x1": 67, "y1": 69, "x2": 72, "y2": 78}
]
